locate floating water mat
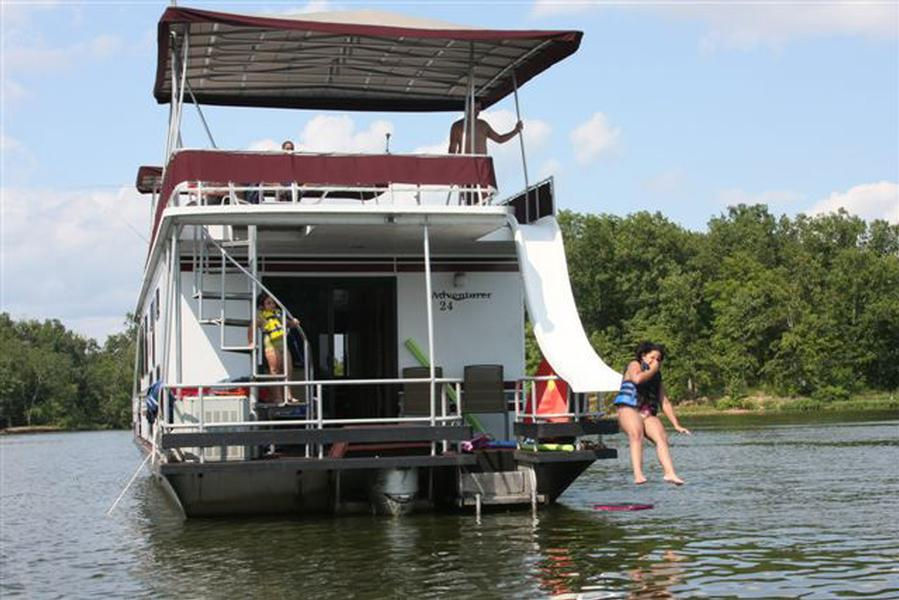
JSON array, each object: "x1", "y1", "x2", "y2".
[{"x1": 593, "y1": 503, "x2": 654, "y2": 511}]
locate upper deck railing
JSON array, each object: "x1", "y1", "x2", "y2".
[{"x1": 148, "y1": 149, "x2": 500, "y2": 243}]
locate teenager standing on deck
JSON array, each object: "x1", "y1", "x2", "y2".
[
  {"x1": 249, "y1": 293, "x2": 300, "y2": 403},
  {"x1": 448, "y1": 100, "x2": 522, "y2": 155},
  {"x1": 614, "y1": 342, "x2": 691, "y2": 485}
]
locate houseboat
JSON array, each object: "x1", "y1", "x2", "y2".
[{"x1": 132, "y1": 6, "x2": 624, "y2": 517}]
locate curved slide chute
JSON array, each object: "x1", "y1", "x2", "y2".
[{"x1": 513, "y1": 216, "x2": 622, "y2": 393}]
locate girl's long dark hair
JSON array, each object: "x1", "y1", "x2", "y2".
[{"x1": 634, "y1": 341, "x2": 666, "y2": 362}]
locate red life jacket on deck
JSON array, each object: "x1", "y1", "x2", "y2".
[{"x1": 524, "y1": 358, "x2": 570, "y2": 423}]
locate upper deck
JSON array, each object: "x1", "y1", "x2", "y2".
[{"x1": 147, "y1": 148, "x2": 500, "y2": 242}]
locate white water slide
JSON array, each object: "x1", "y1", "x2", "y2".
[{"x1": 513, "y1": 216, "x2": 622, "y2": 393}]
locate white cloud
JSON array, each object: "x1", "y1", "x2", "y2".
[
  {"x1": 644, "y1": 168, "x2": 688, "y2": 195},
  {"x1": 0, "y1": 135, "x2": 38, "y2": 183},
  {"x1": 1, "y1": 77, "x2": 28, "y2": 103},
  {"x1": 272, "y1": 1, "x2": 337, "y2": 16},
  {"x1": 0, "y1": 2, "x2": 60, "y2": 29},
  {"x1": 717, "y1": 188, "x2": 805, "y2": 207},
  {"x1": 570, "y1": 112, "x2": 619, "y2": 164},
  {"x1": 87, "y1": 34, "x2": 122, "y2": 58},
  {"x1": 0, "y1": 186, "x2": 149, "y2": 342},
  {"x1": 413, "y1": 139, "x2": 450, "y2": 155},
  {"x1": 538, "y1": 159, "x2": 562, "y2": 181},
  {"x1": 247, "y1": 139, "x2": 282, "y2": 152},
  {"x1": 480, "y1": 110, "x2": 552, "y2": 195},
  {"x1": 529, "y1": 1, "x2": 898, "y2": 49},
  {"x1": 2, "y1": 1, "x2": 124, "y2": 76},
  {"x1": 3, "y1": 33, "x2": 125, "y2": 73},
  {"x1": 300, "y1": 116, "x2": 394, "y2": 154},
  {"x1": 808, "y1": 181, "x2": 899, "y2": 223},
  {"x1": 530, "y1": 0, "x2": 593, "y2": 18},
  {"x1": 247, "y1": 117, "x2": 395, "y2": 154},
  {"x1": 483, "y1": 109, "x2": 552, "y2": 155},
  {"x1": 1, "y1": 134, "x2": 26, "y2": 155},
  {"x1": 673, "y1": 3, "x2": 899, "y2": 51}
]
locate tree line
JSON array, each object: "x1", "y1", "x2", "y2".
[
  {"x1": 557, "y1": 204, "x2": 899, "y2": 403},
  {"x1": 1, "y1": 203, "x2": 896, "y2": 429},
  {"x1": 0, "y1": 314, "x2": 135, "y2": 429}
]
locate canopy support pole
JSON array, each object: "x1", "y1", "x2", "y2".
[
  {"x1": 423, "y1": 223, "x2": 436, "y2": 430},
  {"x1": 172, "y1": 52, "x2": 217, "y2": 149},
  {"x1": 164, "y1": 31, "x2": 189, "y2": 161},
  {"x1": 468, "y1": 43, "x2": 476, "y2": 156},
  {"x1": 512, "y1": 72, "x2": 530, "y2": 222},
  {"x1": 155, "y1": 228, "x2": 177, "y2": 459},
  {"x1": 174, "y1": 32, "x2": 189, "y2": 152},
  {"x1": 164, "y1": 34, "x2": 178, "y2": 162},
  {"x1": 166, "y1": 28, "x2": 215, "y2": 149},
  {"x1": 172, "y1": 225, "x2": 182, "y2": 388}
]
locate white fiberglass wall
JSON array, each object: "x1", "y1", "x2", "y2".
[
  {"x1": 396, "y1": 271, "x2": 525, "y2": 381},
  {"x1": 174, "y1": 271, "x2": 254, "y2": 384}
]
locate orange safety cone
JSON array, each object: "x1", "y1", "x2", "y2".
[{"x1": 524, "y1": 358, "x2": 570, "y2": 423}]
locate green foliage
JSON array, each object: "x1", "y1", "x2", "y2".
[
  {"x1": 715, "y1": 397, "x2": 751, "y2": 411},
  {"x1": 786, "y1": 397, "x2": 825, "y2": 412},
  {"x1": 0, "y1": 314, "x2": 136, "y2": 430},
  {"x1": 811, "y1": 385, "x2": 851, "y2": 404},
  {"x1": 555, "y1": 205, "x2": 899, "y2": 405}
]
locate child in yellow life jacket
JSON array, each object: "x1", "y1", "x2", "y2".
[{"x1": 249, "y1": 293, "x2": 301, "y2": 403}]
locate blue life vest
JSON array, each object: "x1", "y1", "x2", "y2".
[
  {"x1": 613, "y1": 362, "x2": 662, "y2": 415},
  {"x1": 613, "y1": 379, "x2": 638, "y2": 407}
]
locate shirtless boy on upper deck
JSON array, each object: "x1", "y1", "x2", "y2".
[{"x1": 448, "y1": 100, "x2": 523, "y2": 155}]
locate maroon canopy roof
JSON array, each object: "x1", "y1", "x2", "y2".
[
  {"x1": 136, "y1": 166, "x2": 163, "y2": 194},
  {"x1": 151, "y1": 150, "x2": 497, "y2": 240},
  {"x1": 155, "y1": 7, "x2": 582, "y2": 111}
]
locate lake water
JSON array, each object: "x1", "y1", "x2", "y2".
[{"x1": 1, "y1": 413, "x2": 897, "y2": 598}]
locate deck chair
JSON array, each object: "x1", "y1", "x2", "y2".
[
  {"x1": 463, "y1": 364, "x2": 508, "y2": 440},
  {"x1": 401, "y1": 366, "x2": 443, "y2": 417}
]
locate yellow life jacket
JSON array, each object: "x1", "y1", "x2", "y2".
[{"x1": 260, "y1": 308, "x2": 284, "y2": 341}]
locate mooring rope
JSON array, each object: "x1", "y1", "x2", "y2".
[{"x1": 106, "y1": 452, "x2": 152, "y2": 516}]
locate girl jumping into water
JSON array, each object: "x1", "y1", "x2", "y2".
[{"x1": 614, "y1": 342, "x2": 691, "y2": 485}]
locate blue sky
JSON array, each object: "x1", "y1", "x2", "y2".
[{"x1": 1, "y1": 0, "x2": 897, "y2": 341}]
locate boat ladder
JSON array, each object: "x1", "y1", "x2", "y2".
[{"x1": 191, "y1": 224, "x2": 313, "y2": 404}]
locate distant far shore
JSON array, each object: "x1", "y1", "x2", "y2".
[
  {"x1": 0, "y1": 425, "x2": 66, "y2": 435},
  {"x1": 675, "y1": 392, "x2": 898, "y2": 416}
]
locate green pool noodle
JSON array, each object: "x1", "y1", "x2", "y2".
[
  {"x1": 403, "y1": 338, "x2": 486, "y2": 434},
  {"x1": 520, "y1": 443, "x2": 575, "y2": 452}
]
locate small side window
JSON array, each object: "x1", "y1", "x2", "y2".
[
  {"x1": 143, "y1": 316, "x2": 149, "y2": 376},
  {"x1": 138, "y1": 324, "x2": 146, "y2": 376}
]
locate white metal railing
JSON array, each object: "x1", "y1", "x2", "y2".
[
  {"x1": 155, "y1": 376, "x2": 464, "y2": 431},
  {"x1": 513, "y1": 376, "x2": 605, "y2": 423},
  {"x1": 144, "y1": 374, "x2": 606, "y2": 465},
  {"x1": 151, "y1": 376, "x2": 465, "y2": 462},
  {"x1": 148, "y1": 375, "x2": 605, "y2": 434},
  {"x1": 169, "y1": 180, "x2": 497, "y2": 209}
]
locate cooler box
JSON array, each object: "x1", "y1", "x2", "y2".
[{"x1": 173, "y1": 395, "x2": 251, "y2": 461}]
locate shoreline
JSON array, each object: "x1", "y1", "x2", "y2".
[
  {"x1": 0, "y1": 425, "x2": 66, "y2": 435},
  {"x1": 675, "y1": 393, "x2": 898, "y2": 416}
]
